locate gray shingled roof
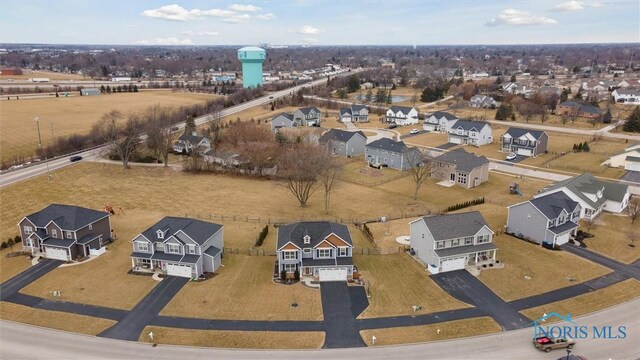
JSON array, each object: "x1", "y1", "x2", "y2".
[
  {"x1": 277, "y1": 221, "x2": 352, "y2": 249},
  {"x1": 529, "y1": 192, "x2": 579, "y2": 220},
  {"x1": 434, "y1": 148, "x2": 488, "y2": 173},
  {"x1": 421, "y1": 211, "x2": 491, "y2": 241},
  {"x1": 178, "y1": 132, "x2": 206, "y2": 145},
  {"x1": 559, "y1": 101, "x2": 582, "y2": 108},
  {"x1": 503, "y1": 127, "x2": 546, "y2": 140},
  {"x1": 297, "y1": 107, "x2": 320, "y2": 115},
  {"x1": 626, "y1": 156, "x2": 640, "y2": 162},
  {"x1": 366, "y1": 138, "x2": 408, "y2": 153},
  {"x1": 319, "y1": 129, "x2": 366, "y2": 143},
  {"x1": 450, "y1": 119, "x2": 490, "y2": 131},
  {"x1": 435, "y1": 242, "x2": 496, "y2": 258},
  {"x1": 140, "y1": 216, "x2": 222, "y2": 245},
  {"x1": 541, "y1": 173, "x2": 628, "y2": 208},
  {"x1": 430, "y1": 111, "x2": 458, "y2": 121},
  {"x1": 389, "y1": 106, "x2": 415, "y2": 115},
  {"x1": 24, "y1": 204, "x2": 108, "y2": 231},
  {"x1": 339, "y1": 105, "x2": 367, "y2": 116},
  {"x1": 548, "y1": 221, "x2": 579, "y2": 235},
  {"x1": 273, "y1": 113, "x2": 294, "y2": 121}
]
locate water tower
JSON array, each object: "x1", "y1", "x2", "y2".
[{"x1": 237, "y1": 46, "x2": 266, "y2": 88}]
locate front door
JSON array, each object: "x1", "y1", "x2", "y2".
[{"x1": 450, "y1": 173, "x2": 456, "y2": 181}]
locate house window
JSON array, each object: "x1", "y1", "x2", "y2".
[
  {"x1": 138, "y1": 242, "x2": 149, "y2": 252},
  {"x1": 421, "y1": 233, "x2": 424, "y2": 239},
  {"x1": 436, "y1": 241, "x2": 444, "y2": 249},
  {"x1": 284, "y1": 263, "x2": 297, "y2": 272},
  {"x1": 303, "y1": 248, "x2": 312, "y2": 254},
  {"x1": 24, "y1": 226, "x2": 33, "y2": 235},
  {"x1": 284, "y1": 251, "x2": 297, "y2": 260},
  {"x1": 66, "y1": 231, "x2": 73, "y2": 239},
  {"x1": 187, "y1": 245, "x2": 196, "y2": 255},
  {"x1": 452, "y1": 239, "x2": 460, "y2": 247},
  {"x1": 166, "y1": 243, "x2": 180, "y2": 254},
  {"x1": 465, "y1": 236, "x2": 473, "y2": 245},
  {"x1": 88, "y1": 224, "x2": 93, "y2": 230},
  {"x1": 303, "y1": 235, "x2": 310, "y2": 244},
  {"x1": 318, "y1": 249, "x2": 331, "y2": 258},
  {"x1": 477, "y1": 235, "x2": 490, "y2": 244},
  {"x1": 339, "y1": 248, "x2": 347, "y2": 256},
  {"x1": 457, "y1": 173, "x2": 468, "y2": 185},
  {"x1": 51, "y1": 229, "x2": 58, "y2": 238}
]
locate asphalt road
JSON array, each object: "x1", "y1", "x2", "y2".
[
  {"x1": 1, "y1": 298, "x2": 638, "y2": 360},
  {"x1": 0, "y1": 258, "x2": 62, "y2": 301},
  {"x1": 320, "y1": 281, "x2": 366, "y2": 348},
  {"x1": 562, "y1": 243, "x2": 640, "y2": 280}
]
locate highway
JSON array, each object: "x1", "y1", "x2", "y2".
[{"x1": 1, "y1": 298, "x2": 638, "y2": 360}]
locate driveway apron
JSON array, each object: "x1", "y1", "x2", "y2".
[
  {"x1": 320, "y1": 281, "x2": 366, "y2": 348},
  {"x1": 0, "y1": 259, "x2": 62, "y2": 301}
]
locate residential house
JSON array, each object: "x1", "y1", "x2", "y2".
[
  {"x1": 500, "y1": 127, "x2": 549, "y2": 157},
  {"x1": 536, "y1": 86, "x2": 562, "y2": 97},
  {"x1": 447, "y1": 120, "x2": 493, "y2": 146},
  {"x1": 80, "y1": 88, "x2": 100, "y2": 96},
  {"x1": 203, "y1": 149, "x2": 248, "y2": 168},
  {"x1": 410, "y1": 211, "x2": 497, "y2": 274},
  {"x1": 173, "y1": 131, "x2": 211, "y2": 154},
  {"x1": 469, "y1": 95, "x2": 497, "y2": 109},
  {"x1": 582, "y1": 80, "x2": 606, "y2": 92},
  {"x1": 130, "y1": 217, "x2": 223, "y2": 279},
  {"x1": 423, "y1": 111, "x2": 459, "y2": 132},
  {"x1": 18, "y1": 204, "x2": 111, "y2": 261},
  {"x1": 276, "y1": 221, "x2": 354, "y2": 281},
  {"x1": 271, "y1": 113, "x2": 296, "y2": 132},
  {"x1": 432, "y1": 149, "x2": 489, "y2": 189},
  {"x1": 556, "y1": 101, "x2": 601, "y2": 119},
  {"x1": 502, "y1": 82, "x2": 532, "y2": 97},
  {"x1": 507, "y1": 192, "x2": 581, "y2": 247},
  {"x1": 535, "y1": 173, "x2": 630, "y2": 219},
  {"x1": 365, "y1": 138, "x2": 422, "y2": 170},
  {"x1": 293, "y1": 107, "x2": 322, "y2": 127},
  {"x1": 319, "y1": 129, "x2": 367, "y2": 157},
  {"x1": 612, "y1": 89, "x2": 640, "y2": 105},
  {"x1": 339, "y1": 105, "x2": 369, "y2": 123},
  {"x1": 604, "y1": 144, "x2": 640, "y2": 171},
  {"x1": 385, "y1": 106, "x2": 419, "y2": 126}
]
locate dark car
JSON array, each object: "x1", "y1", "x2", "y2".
[
  {"x1": 70, "y1": 155, "x2": 83, "y2": 162},
  {"x1": 387, "y1": 124, "x2": 398, "y2": 129}
]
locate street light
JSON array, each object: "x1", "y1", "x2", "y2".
[
  {"x1": 35, "y1": 117, "x2": 52, "y2": 181},
  {"x1": 565, "y1": 348, "x2": 571, "y2": 360}
]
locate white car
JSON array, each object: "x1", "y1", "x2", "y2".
[
  {"x1": 506, "y1": 152, "x2": 517, "y2": 161},
  {"x1": 409, "y1": 129, "x2": 419, "y2": 135}
]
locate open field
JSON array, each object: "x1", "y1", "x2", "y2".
[
  {"x1": 0, "y1": 301, "x2": 116, "y2": 335},
  {"x1": 161, "y1": 254, "x2": 323, "y2": 321},
  {"x1": 478, "y1": 234, "x2": 612, "y2": 302},
  {"x1": 582, "y1": 214, "x2": 640, "y2": 264},
  {"x1": 0, "y1": 247, "x2": 32, "y2": 283},
  {"x1": 360, "y1": 317, "x2": 501, "y2": 346},
  {"x1": 366, "y1": 217, "x2": 419, "y2": 249},
  {"x1": 354, "y1": 253, "x2": 471, "y2": 318},
  {"x1": 1, "y1": 91, "x2": 218, "y2": 162},
  {"x1": 520, "y1": 279, "x2": 640, "y2": 321},
  {"x1": 20, "y1": 210, "x2": 159, "y2": 310},
  {"x1": 139, "y1": 326, "x2": 325, "y2": 349},
  {"x1": 1, "y1": 71, "x2": 87, "y2": 80}
]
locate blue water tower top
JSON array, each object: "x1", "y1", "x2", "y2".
[{"x1": 238, "y1": 46, "x2": 266, "y2": 62}]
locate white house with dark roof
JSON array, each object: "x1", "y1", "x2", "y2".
[
  {"x1": 423, "y1": 111, "x2": 459, "y2": 132},
  {"x1": 18, "y1": 204, "x2": 112, "y2": 261},
  {"x1": 173, "y1": 131, "x2": 211, "y2": 154},
  {"x1": 612, "y1": 88, "x2": 640, "y2": 105},
  {"x1": 339, "y1": 105, "x2": 369, "y2": 122},
  {"x1": 365, "y1": 138, "x2": 422, "y2": 170},
  {"x1": 130, "y1": 217, "x2": 223, "y2": 279},
  {"x1": 500, "y1": 127, "x2": 549, "y2": 157},
  {"x1": 293, "y1": 107, "x2": 322, "y2": 126},
  {"x1": 276, "y1": 221, "x2": 354, "y2": 281},
  {"x1": 432, "y1": 149, "x2": 490, "y2": 189},
  {"x1": 507, "y1": 192, "x2": 581, "y2": 247},
  {"x1": 410, "y1": 211, "x2": 497, "y2": 274},
  {"x1": 535, "y1": 173, "x2": 630, "y2": 219},
  {"x1": 603, "y1": 144, "x2": 640, "y2": 171},
  {"x1": 319, "y1": 129, "x2": 366, "y2": 157},
  {"x1": 469, "y1": 95, "x2": 497, "y2": 109},
  {"x1": 385, "y1": 106, "x2": 419, "y2": 126},
  {"x1": 271, "y1": 113, "x2": 296, "y2": 132},
  {"x1": 447, "y1": 119, "x2": 493, "y2": 146}
]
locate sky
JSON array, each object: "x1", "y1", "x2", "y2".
[{"x1": 1, "y1": 0, "x2": 639, "y2": 46}]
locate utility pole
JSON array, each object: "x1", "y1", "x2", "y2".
[
  {"x1": 35, "y1": 117, "x2": 51, "y2": 181},
  {"x1": 50, "y1": 121, "x2": 55, "y2": 145}
]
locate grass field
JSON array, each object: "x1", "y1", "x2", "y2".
[
  {"x1": 19, "y1": 210, "x2": 159, "y2": 310},
  {"x1": 0, "y1": 301, "x2": 116, "y2": 335},
  {"x1": 360, "y1": 317, "x2": 501, "y2": 346},
  {"x1": 161, "y1": 254, "x2": 324, "y2": 321},
  {"x1": 581, "y1": 214, "x2": 640, "y2": 264},
  {"x1": 520, "y1": 279, "x2": 640, "y2": 322},
  {"x1": 0, "y1": 247, "x2": 32, "y2": 283},
  {"x1": 354, "y1": 253, "x2": 471, "y2": 318},
  {"x1": 338, "y1": 157, "x2": 410, "y2": 186},
  {"x1": 139, "y1": 326, "x2": 325, "y2": 349},
  {"x1": 1, "y1": 91, "x2": 217, "y2": 162},
  {"x1": 1, "y1": 71, "x2": 87, "y2": 80}
]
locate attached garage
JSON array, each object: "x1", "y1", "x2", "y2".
[
  {"x1": 516, "y1": 148, "x2": 533, "y2": 157},
  {"x1": 166, "y1": 263, "x2": 193, "y2": 278},
  {"x1": 555, "y1": 232, "x2": 571, "y2": 246},
  {"x1": 319, "y1": 267, "x2": 348, "y2": 282},
  {"x1": 449, "y1": 136, "x2": 463, "y2": 144},
  {"x1": 624, "y1": 158, "x2": 640, "y2": 172},
  {"x1": 440, "y1": 257, "x2": 466, "y2": 272},
  {"x1": 45, "y1": 247, "x2": 69, "y2": 261}
]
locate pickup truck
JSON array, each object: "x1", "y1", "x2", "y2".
[{"x1": 533, "y1": 336, "x2": 575, "y2": 352}]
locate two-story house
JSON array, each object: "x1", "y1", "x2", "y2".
[
  {"x1": 410, "y1": 211, "x2": 497, "y2": 274},
  {"x1": 604, "y1": 144, "x2": 640, "y2": 171},
  {"x1": 507, "y1": 192, "x2": 581, "y2": 247},
  {"x1": 293, "y1": 107, "x2": 322, "y2": 127},
  {"x1": 173, "y1": 131, "x2": 211, "y2": 154},
  {"x1": 271, "y1": 113, "x2": 296, "y2": 132},
  {"x1": 500, "y1": 127, "x2": 549, "y2": 157},
  {"x1": 447, "y1": 120, "x2": 493, "y2": 146},
  {"x1": 365, "y1": 138, "x2": 422, "y2": 170},
  {"x1": 469, "y1": 95, "x2": 497, "y2": 109},
  {"x1": 319, "y1": 129, "x2": 367, "y2": 157},
  {"x1": 130, "y1": 217, "x2": 223, "y2": 279},
  {"x1": 385, "y1": 106, "x2": 419, "y2": 126},
  {"x1": 612, "y1": 88, "x2": 640, "y2": 105},
  {"x1": 18, "y1": 204, "x2": 112, "y2": 261},
  {"x1": 535, "y1": 173, "x2": 630, "y2": 220},
  {"x1": 276, "y1": 221, "x2": 354, "y2": 282},
  {"x1": 432, "y1": 149, "x2": 489, "y2": 189},
  {"x1": 339, "y1": 105, "x2": 369, "y2": 122},
  {"x1": 423, "y1": 111, "x2": 459, "y2": 133}
]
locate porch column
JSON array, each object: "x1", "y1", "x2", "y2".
[
  {"x1": 131, "y1": 258, "x2": 135, "y2": 268},
  {"x1": 492, "y1": 250, "x2": 496, "y2": 261},
  {"x1": 475, "y1": 253, "x2": 478, "y2": 264}
]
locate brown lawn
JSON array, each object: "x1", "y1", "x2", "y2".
[
  {"x1": 360, "y1": 317, "x2": 501, "y2": 346},
  {"x1": 161, "y1": 254, "x2": 323, "y2": 320},
  {"x1": 0, "y1": 247, "x2": 32, "y2": 283},
  {"x1": 354, "y1": 253, "x2": 471, "y2": 318},
  {"x1": 139, "y1": 326, "x2": 325, "y2": 349},
  {"x1": 339, "y1": 158, "x2": 410, "y2": 187},
  {"x1": 366, "y1": 217, "x2": 419, "y2": 249},
  {"x1": 581, "y1": 214, "x2": 640, "y2": 264},
  {"x1": 0, "y1": 301, "x2": 116, "y2": 335},
  {"x1": 1, "y1": 71, "x2": 87, "y2": 80}
]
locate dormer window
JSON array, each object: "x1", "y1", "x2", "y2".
[
  {"x1": 157, "y1": 230, "x2": 164, "y2": 239},
  {"x1": 303, "y1": 235, "x2": 310, "y2": 244}
]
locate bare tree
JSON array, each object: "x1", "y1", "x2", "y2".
[
  {"x1": 320, "y1": 154, "x2": 342, "y2": 214},
  {"x1": 583, "y1": 213, "x2": 600, "y2": 235},
  {"x1": 277, "y1": 144, "x2": 330, "y2": 207},
  {"x1": 144, "y1": 105, "x2": 173, "y2": 167},
  {"x1": 627, "y1": 231, "x2": 639, "y2": 248},
  {"x1": 407, "y1": 151, "x2": 437, "y2": 200},
  {"x1": 91, "y1": 110, "x2": 143, "y2": 169},
  {"x1": 626, "y1": 197, "x2": 640, "y2": 224},
  {"x1": 223, "y1": 121, "x2": 277, "y2": 174}
]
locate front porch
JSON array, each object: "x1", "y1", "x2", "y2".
[{"x1": 131, "y1": 258, "x2": 165, "y2": 275}]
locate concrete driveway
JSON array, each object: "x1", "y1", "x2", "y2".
[
  {"x1": 320, "y1": 281, "x2": 366, "y2": 348},
  {"x1": 0, "y1": 258, "x2": 62, "y2": 301}
]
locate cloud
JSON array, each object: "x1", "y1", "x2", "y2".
[
  {"x1": 228, "y1": 4, "x2": 261, "y2": 12},
  {"x1": 182, "y1": 30, "x2": 219, "y2": 36},
  {"x1": 486, "y1": 9, "x2": 558, "y2": 26},
  {"x1": 135, "y1": 37, "x2": 193, "y2": 45},
  {"x1": 302, "y1": 37, "x2": 319, "y2": 44},
  {"x1": 551, "y1": 1, "x2": 585, "y2": 12},
  {"x1": 588, "y1": 1, "x2": 604, "y2": 7},
  {"x1": 223, "y1": 14, "x2": 251, "y2": 23},
  {"x1": 255, "y1": 13, "x2": 275, "y2": 20},
  {"x1": 141, "y1": 4, "x2": 236, "y2": 21},
  {"x1": 297, "y1": 25, "x2": 321, "y2": 35}
]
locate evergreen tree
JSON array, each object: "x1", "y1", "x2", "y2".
[
  {"x1": 386, "y1": 90, "x2": 393, "y2": 105},
  {"x1": 106, "y1": 85, "x2": 111, "y2": 94},
  {"x1": 133, "y1": 85, "x2": 139, "y2": 92},
  {"x1": 185, "y1": 115, "x2": 196, "y2": 134},
  {"x1": 495, "y1": 104, "x2": 512, "y2": 120},
  {"x1": 364, "y1": 89, "x2": 373, "y2": 103},
  {"x1": 100, "y1": 85, "x2": 106, "y2": 93},
  {"x1": 602, "y1": 108, "x2": 612, "y2": 124},
  {"x1": 347, "y1": 74, "x2": 360, "y2": 93},
  {"x1": 623, "y1": 106, "x2": 640, "y2": 132},
  {"x1": 577, "y1": 142, "x2": 584, "y2": 151},
  {"x1": 582, "y1": 142, "x2": 590, "y2": 152}
]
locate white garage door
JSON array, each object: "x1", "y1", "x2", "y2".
[
  {"x1": 555, "y1": 232, "x2": 571, "y2": 246},
  {"x1": 441, "y1": 257, "x2": 466, "y2": 272},
  {"x1": 449, "y1": 137, "x2": 462, "y2": 144},
  {"x1": 45, "y1": 247, "x2": 69, "y2": 261},
  {"x1": 624, "y1": 162, "x2": 640, "y2": 171},
  {"x1": 319, "y1": 268, "x2": 348, "y2": 282},
  {"x1": 517, "y1": 148, "x2": 532, "y2": 157},
  {"x1": 166, "y1": 263, "x2": 193, "y2": 278}
]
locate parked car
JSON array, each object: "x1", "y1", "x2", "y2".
[
  {"x1": 69, "y1": 155, "x2": 83, "y2": 162},
  {"x1": 409, "y1": 129, "x2": 419, "y2": 134},
  {"x1": 506, "y1": 152, "x2": 517, "y2": 161},
  {"x1": 269, "y1": 96, "x2": 274, "y2": 99},
  {"x1": 533, "y1": 336, "x2": 575, "y2": 352},
  {"x1": 387, "y1": 124, "x2": 397, "y2": 129}
]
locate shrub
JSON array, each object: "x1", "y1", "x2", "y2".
[
  {"x1": 0, "y1": 242, "x2": 7, "y2": 250},
  {"x1": 294, "y1": 270, "x2": 300, "y2": 281},
  {"x1": 255, "y1": 225, "x2": 269, "y2": 247},
  {"x1": 280, "y1": 269, "x2": 287, "y2": 281},
  {"x1": 14, "y1": 235, "x2": 21, "y2": 244}
]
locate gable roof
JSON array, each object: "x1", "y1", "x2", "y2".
[
  {"x1": 559, "y1": 101, "x2": 582, "y2": 108},
  {"x1": 296, "y1": 107, "x2": 320, "y2": 116},
  {"x1": 434, "y1": 148, "x2": 489, "y2": 173},
  {"x1": 23, "y1": 204, "x2": 108, "y2": 230},
  {"x1": 430, "y1": 111, "x2": 458, "y2": 121},
  {"x1": 277, "y1": 221, "x2": 352, "y2": 249},
  {"x1": 540, "y1": 173, "x2": 628, "y2": 208},
  {"x1": 388, "y1": 106, "x2": 415, "y2": 115},
  {"x1": 451, "y1": 119, "x2": 490, "y2": 131},
  {"x1": 178, "y1": 132, "x2": 207, "y2": 145},
  {"x1": 529, "y1": 192, "x2": 579, "y2": 220},
  {"x1": 140, "y1": 216, "x2": 222, "y2": 245},
  {"x1": 319, "y1": 129, "x2": 366, "y2": 143},
  {"x1": 366, "y1": 138, "x2": 408, "y2": 153},
  {"x1": 503, "y1": 127, "x2": 546, "y2": 140},
  {"x1": 421, "y1": 211, "x2": 491, "y2": 241},
  {"x1": 273, "y1": 113, "x2": 294, "y2": 121}
]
